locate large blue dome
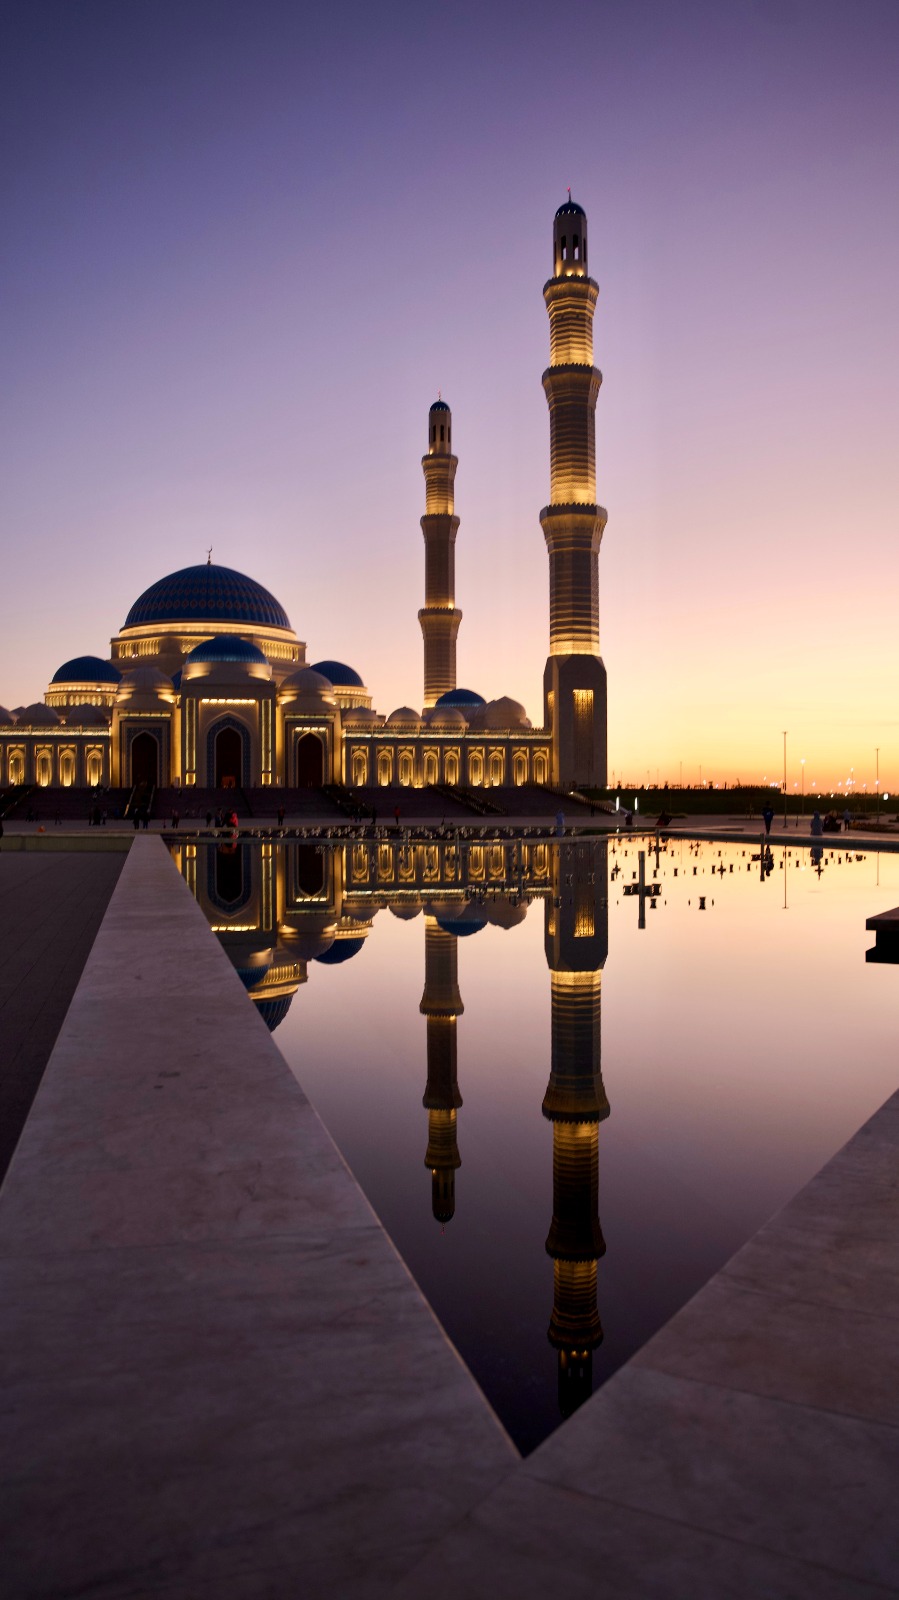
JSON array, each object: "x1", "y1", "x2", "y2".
[
  {"x1": 51, "y1": 655, "x2": 121, "y2": 685},
  {"x1": 254, "y1": 996, "x2": 294, "y2": 1032},
  {"x1": 124, "y1": 564, "x2": 291, "y2": 630},
  {"x1": 187, "y1": 635, "x2": 269, "y2": 665},
  {"x1": 310, "y1": 659, "x2": 363, "y2": 688}
]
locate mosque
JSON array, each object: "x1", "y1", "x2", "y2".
[{"x1": 0, "y1": 199, "x2": 608, "y2": 799}]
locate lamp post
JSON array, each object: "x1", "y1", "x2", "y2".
[
  {"x1": 782, "y1": 731, "x2": 788, "y2": 827},
  {"x1": 801, "y1": 758, "x2": 805, "y2": 818},
  {"x1": 876, "y1": 747, "x2": 880, "y2": 816}
]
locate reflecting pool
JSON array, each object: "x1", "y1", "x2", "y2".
[{"x1": 170, "y1": 833, "x2": 899, "y2": 1452}]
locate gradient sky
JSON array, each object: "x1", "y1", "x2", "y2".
[{"x1": 2, "y1": 1, "x2": 897, "y2": 788}]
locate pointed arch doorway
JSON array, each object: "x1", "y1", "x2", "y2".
[
  {"x1": 215, "y1": 726, "x2": 244, "y2": 788},
  {"x1": 295, "y1": 732, "x2": 324, "y2": 787},
  {"x1": 131, "y1": 731, "x2": 159, "y2": 788}
]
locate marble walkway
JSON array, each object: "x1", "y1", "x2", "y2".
[{"x1": 0, "y1": 836, "x2": 896, "y2": 1598}]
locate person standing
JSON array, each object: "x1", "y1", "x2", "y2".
[{"x1": 763, "y1": 804, "x2": 774, "y2": 836}]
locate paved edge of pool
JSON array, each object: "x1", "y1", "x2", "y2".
[{"x1": 0, "y1": 834, "x2": 896, "y2": 1599}]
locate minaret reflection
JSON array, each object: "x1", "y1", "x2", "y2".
[
  {"x1": 543, "y1": 840, "x2": 609, "y2": 1418},
  {"x1": 420, "y1": 916, "x2": 464, "y2": 1225}
]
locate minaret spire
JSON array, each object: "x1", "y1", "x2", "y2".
[
  {"x1": 541, "y1": 196, "x2": 608, "y2": 785},
  {"x1": 420, "y1": 917, "x2": 464, "y2": 1222},
  {"x1": 543, "y1": 840, "x2": 610, "y2": 1419},
  {"x1": 419, "y1": 398, "x2": 462, "y2": 708}
]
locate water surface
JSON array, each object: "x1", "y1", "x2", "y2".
[{"x1": 173, "y1": 834, "x2": 898, "y2": 1451}]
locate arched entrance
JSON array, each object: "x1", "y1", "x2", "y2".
[
  {"x1": 131, "y1": 731, "x2": 159, "y2": 787},
  {"x1": 295, "y1": 732, "x2": 324, "y2": 787},
  {"x1": 215, "y1": 726, "x2": 244, "y2": 788},
  {"x1": 215, "y1": 843, "x2": 245, "y2": 906},
  {"x1": 294, "y1": 843, "x2": 325, "y2": 896}
]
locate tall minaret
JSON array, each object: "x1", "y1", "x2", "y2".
[
  {"x1": 541, "y1": 197, "x2": 608, "y2": 787},
  {"x1": 420, "y1": 916, "x2": 463, "y2": 1222},
  {"x1": 419, "y1": 399, "x2": 462, "y2": 708},
  {"x1": 543, "y1": 841, "x2": 609, "y2": 1419}
]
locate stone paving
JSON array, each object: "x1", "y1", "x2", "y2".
[
  {"x1": 0, "y1": 848, "x2": 125, "y2": 1182},
  {"x1": 0, "y1": 835, "x2": 896, "y2": 1598}
]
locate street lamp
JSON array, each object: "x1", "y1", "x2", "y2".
[
  {"x1": 782, "y1": 731, "x2": 788, "y2": 826},
  {"x1": 876, "y1": 747, "x2": 880, "y2": 816},
  {"x1": 801, "y1": 758, "x2": 805, "y2": 818}
]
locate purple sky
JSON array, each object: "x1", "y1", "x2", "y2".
[{"x1": 2, "y1": 1, "x2": 897, "y2": 787}]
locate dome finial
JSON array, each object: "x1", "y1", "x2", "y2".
[
  {"x1": 206, "y1": 545, "x2": 213, "y2": 566},
  {"x1": 567, "y1": 185, "x2": 571, "y2": 201}
]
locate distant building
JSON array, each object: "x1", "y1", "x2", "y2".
[{"x1": 0, "y1": 201, "x2": 607, "y2": 793}]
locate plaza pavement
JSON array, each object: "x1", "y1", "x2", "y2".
[{"x1": 0, "y1": 833, "x2": 895, "y2": 1598}]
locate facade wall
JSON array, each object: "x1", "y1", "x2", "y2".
[{"x1": 0, "y1": 731, "x2": 111, "y2": 788}]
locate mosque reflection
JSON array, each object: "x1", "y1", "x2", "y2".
[{"x1": 171, "y1": 833, "x2": 610, "y2": 1424}]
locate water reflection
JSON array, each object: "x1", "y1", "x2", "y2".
[
  {"x1": 174, "y1": 834, "x2": 609, "y2": 1425},
  {"x1": 168, "y1": 833, "x2": 896, "y2": 1451},
  {"x1": 543, "y1": 844, "x2": 608, "y2": 1416}
]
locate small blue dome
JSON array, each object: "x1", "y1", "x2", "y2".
[
  {"x1": 435, "y1": 916, "x2": 486, "y2": 938},
  {"x1": 435, "y1": 688, "x2": 486, "y2": 708},
  {"x1": 170, "y1": 670, "x2": 182, "y2": 691},
  {"x1": 51, "y1": 655, "x2": 121, "y2": 685},
  {"x1": 310, "y1": 659, "x2": 363, "y2": 688},
  {"x1": 314, "y1": 938, "x2": 365, "y2": 965},
  {"x1": 430, "y1": 399, "x2": 450, "y2": 412},
  {"x1": 555, "y1": 197, "x2": 586, "y2": 218},
  {"x1": 124, "y1": 563, "x2": 291, "y2": 630},
  {"x1": 187, "y1": 635, "x2": 269, "y2": 665}
]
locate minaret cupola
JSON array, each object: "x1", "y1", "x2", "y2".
[
  {"x1": 428, "y1": 398, "x2": 452, "y2": 455},
  {"x1": 553, "y1": 194, "x2": 588, "y2": 279}
]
